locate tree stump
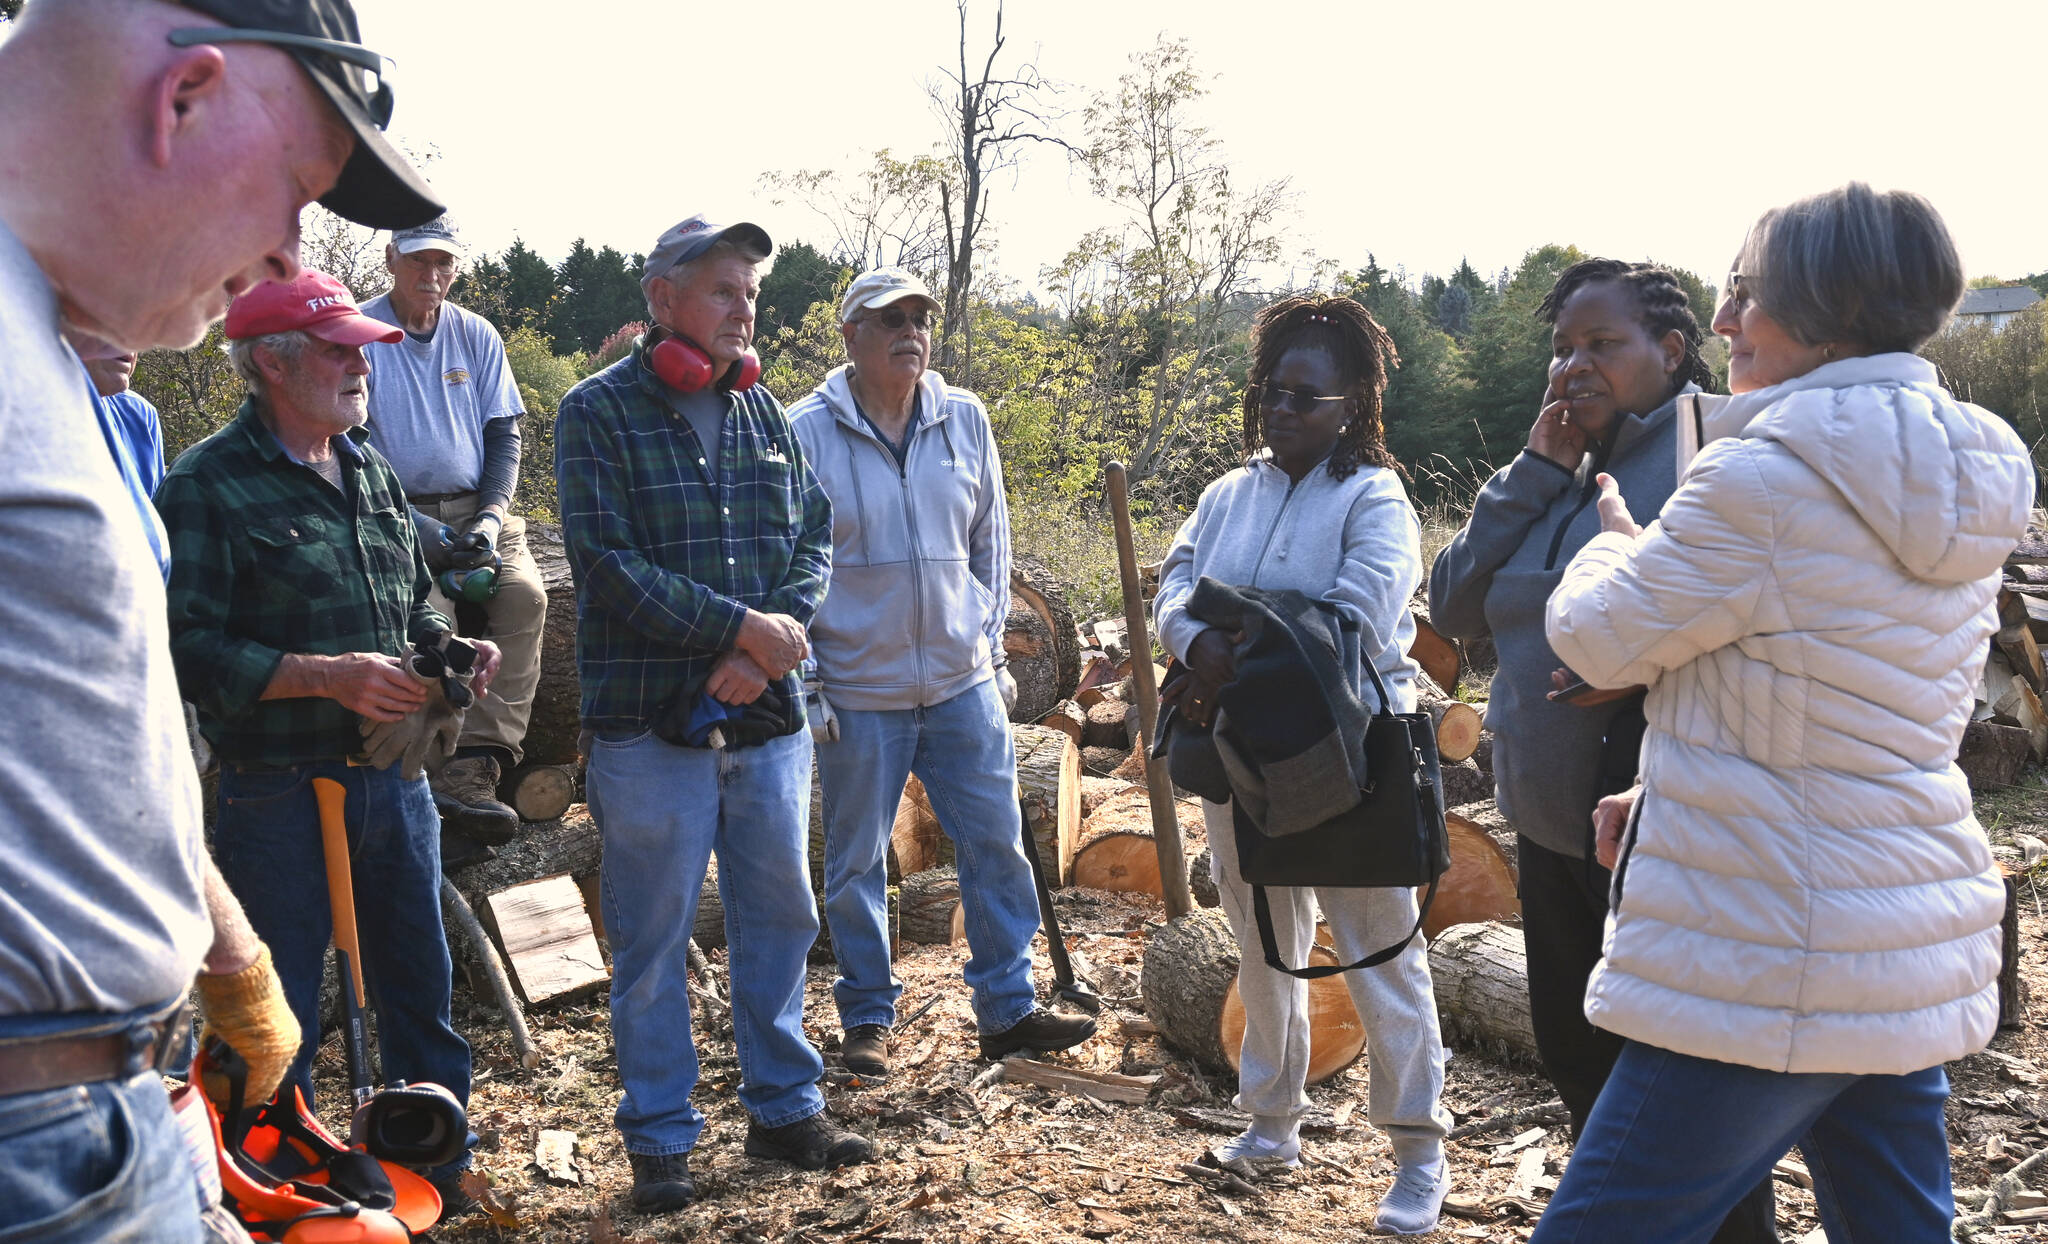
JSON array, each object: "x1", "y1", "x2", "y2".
[
  {"x1": 1015, "y1": 723, "x2": 1081, "y2": 886},
  {"x1": 501, "y1": 763, "x2": 576, "y2": 824},
  {"x1": 1422, "y1": 813, "x2": 1521, "y2": 938},
  {"x1": 900, "y1": 866, "x2": 964, "y2": 945},
  {"x1": 1428, "y1": 921, "x2": 1538, "y2": 1063},
  {"x1": 1005, "y1": 554, "x2": 1081, "y2": 724},
  {"x1": 1141, "y1": 908, "x2": 1365, "y2": 1085},
  {"x1": 524, "y1": 522, "x2": 582, "y2": 768}
]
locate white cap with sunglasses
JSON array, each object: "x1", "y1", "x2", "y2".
[{"x1": 840, "y1": 267, "x2": 940, "y2": 325}]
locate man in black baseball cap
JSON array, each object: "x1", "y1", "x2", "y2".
[
  {"x1": 170, "y1": 0, "x2": 442, "y2": 230},
  {"x1": 0, "y1": 1, "x2": 443, "y2": 1237}
]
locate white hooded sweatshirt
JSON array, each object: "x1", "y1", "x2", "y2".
[{"x1": 1546, "y1": 353, "x2": 2035, "y2": 1075}]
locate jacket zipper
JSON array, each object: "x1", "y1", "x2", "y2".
[
  {"x1": 1247, "y1": 469, "x2": 1303, "y2": 590},
  {"x1": 1542, "y1": 436, "x2": 1618, "y2": 571}
]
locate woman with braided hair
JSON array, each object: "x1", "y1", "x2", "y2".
[
  {"x1": 1154, "y1": 295, "x2": 1454, "y2": 1235},
  {"x1": 1431, "y1": 262, "x2": 1780, "y2": 1240}
]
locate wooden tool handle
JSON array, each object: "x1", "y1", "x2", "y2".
[{"x1": 313, "y1": 777, "x2": 366, "y2": 1007}]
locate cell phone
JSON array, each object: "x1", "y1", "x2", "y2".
[{"x1": 1547, "y1": 673, "x2": 1602, "y2": 704}]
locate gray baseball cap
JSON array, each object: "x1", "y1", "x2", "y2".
[
  {"x1": 642, "y1": 215, "x2": 773, "y2": 283},
  {"x1": 391, "y1": 214, "x2": 463, "y2": 258}
]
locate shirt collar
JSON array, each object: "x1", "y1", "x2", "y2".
[{"x1": 234, "y1": 396, "x2": 370, "y2": 465}]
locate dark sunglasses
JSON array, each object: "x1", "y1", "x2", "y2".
[
  {"x1": 1257, "y1": 383, "x2": 1350, "y2": 415},
  {"x1": 860, "y1": 307, "x2": 935, "y2": 333},
  {"x1": 169, "y1": 27, "x2": 396, "y2": 129}
]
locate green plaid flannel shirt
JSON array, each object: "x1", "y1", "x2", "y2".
[
  {"x1": 554, "y1": 345, "x2": 832, "y2": 732},
  {"x1": 156, "y1": 399, "x2": 449, "y2": 768}
]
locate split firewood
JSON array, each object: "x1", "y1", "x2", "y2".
[
  {"x1": 2013, "y1": 677, "x2": 2048, "y2": 759},
  {"x1": 1408, "y1": 611, "x2": 1463, "y2": 695},
  {"x1": 889, "y1": 774, "x2": 947, "y2": 878},
  {"x1": 1958, "y1": 719, "x2": 2034, "y2": 791},
  {"x1": 1999, "y1": 623, "x2": 2046, "y2": 694},
  {"x1": 479, "y1": 874, "x2": 608, "y2": 1007},
  {"x1": 995, "y1": 1055, "x2": 1158, "y2": 1105}
]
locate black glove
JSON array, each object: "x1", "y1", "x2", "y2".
[
  {"x1": 412, "y1": 509, "x2": 460, "y2": 572},
  {"x1": 448, "y1": 512, "x2": 501, "y2": 571}
]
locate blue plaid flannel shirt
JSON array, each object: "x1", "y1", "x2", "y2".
[{"x1": 554, "y1": 343, "x2": 832, "y2": 733}]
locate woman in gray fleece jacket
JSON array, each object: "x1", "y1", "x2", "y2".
[
  {"x1": 1155, "y1": 297, "x2": 1452, "y2": 1235},
  {"x1": 1430, "y1": 262, "x2": 1775, "y2": 1242}
]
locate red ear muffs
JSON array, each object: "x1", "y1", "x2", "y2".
[{"x1": 650, "y1": 335, "x2": 760, "y2": 393}]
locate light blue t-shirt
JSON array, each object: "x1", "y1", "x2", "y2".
[
  {"x1": 360, "y1": 294, "x2": 524, "y2": 496},
  {"x1": 0, "y1": 221, "x2": 209, "y2": 1016}
]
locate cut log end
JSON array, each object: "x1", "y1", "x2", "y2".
[{"x1": 501, "y1": 763, "x2": 576, "y2": 824}]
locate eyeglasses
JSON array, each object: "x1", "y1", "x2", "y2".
[
  {"x1": 1724, "y1": 272, "x2": 1752, "y2": 313},
  {"x1": 1257, "y1": 384, "x2": 1350, "y2": 415},
  {"x1": 859, "y1": 307, "x2": 935, "y2": 333},
  {"x1": 169, "y1": 27, "x2": 396, "y2": 130}
]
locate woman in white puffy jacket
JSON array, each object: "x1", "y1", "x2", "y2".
[{"x1": 1529, "y1": 185, "x2": 2036, "y2": 1244}]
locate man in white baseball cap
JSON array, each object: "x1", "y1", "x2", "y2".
[{"x1": 791, "y1": 266, "x2": 1097, "y2": 1085}]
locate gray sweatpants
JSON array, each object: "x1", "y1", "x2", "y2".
[{"x1": 1205, "y1": 798, "x2": 1452, "y2": 1162}]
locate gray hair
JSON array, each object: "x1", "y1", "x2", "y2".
[
  {"x1": 225, "y1": 330, "x2": 311, "y2": 396},
  {"x1": 640, "y1": 237, "x2": 770, "y2": 317},
  {"x1": 1736, "y1": 182, "x2": 1965, "y2": 354}
]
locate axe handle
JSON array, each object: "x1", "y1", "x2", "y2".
[{"x1": 313, "y1": 777, "x2": 366, "y2": 1008}]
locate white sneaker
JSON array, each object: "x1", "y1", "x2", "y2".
[
  {"x1": 1211, "y1": 1127, "x2": 1301, "y2": 1168},
  {"x1": 1373, "y1": 1155, "x2": 1449, "y2": 1235}
]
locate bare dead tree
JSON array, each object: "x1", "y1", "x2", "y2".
[{"x1": 927, "y1": 0, "x2": 1072, "y2": 384}]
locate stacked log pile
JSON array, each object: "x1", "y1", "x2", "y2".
[{"x1": 1962, "y1": 514, "x2": 2048, "y2": 789}]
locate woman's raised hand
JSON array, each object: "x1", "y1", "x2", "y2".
[{"x1": 1527, "y1": 365, "x2": 1589, "y2": 466}]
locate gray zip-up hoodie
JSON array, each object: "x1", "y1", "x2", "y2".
[
  {"x1": 1426, "y1": 385, "x2": 1692, "y2": 857},
  {"x1": 788, "y1": 365, "x2": 1010, "y2": 711},
  {"x1": 1156, "y1": 452, "x2": 1421, "y2": 716}
]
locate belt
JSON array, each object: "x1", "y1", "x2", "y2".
[
  {"x1": 0, "y1": 999, "x2": 191, "y2": 1098},
  {"x1": 410, "y1": 489, "x2": 479, "y2": 506}
]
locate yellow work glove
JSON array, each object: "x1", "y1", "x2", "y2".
[{"x1": 196, "y1": 944, "x2": 301, "y2": 1107}]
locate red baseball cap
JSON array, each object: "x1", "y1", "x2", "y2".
[{"x1": 224, "y1": 271, "x2": 402, "y2": 346}]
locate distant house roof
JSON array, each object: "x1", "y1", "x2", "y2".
[{"x1": 1958, "y1": 286, "x2": 2043, "y2": 316}]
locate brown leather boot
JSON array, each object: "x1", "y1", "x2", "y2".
[{"x1": 431, "y1": 753, "x2": 520, "y2": 844}]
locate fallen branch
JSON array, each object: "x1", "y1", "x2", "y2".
[
  {"x1": 1448, "y1": 1100, "x2": 1567, "y2": 1141},
  {"x1": 1176, "y1": 1162, "x2": 1260, "y2": 1198},
  {"x1": 440, "y1": 877, "x2": 539, "y2": 1070},
  {"x1": 1956, "y1": 1146, "x2": 2048, "y2": 1238}
]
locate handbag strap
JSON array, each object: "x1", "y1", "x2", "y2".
[{"x1": 1251, "y1": 873, "x2": 1438, "y2": 980}]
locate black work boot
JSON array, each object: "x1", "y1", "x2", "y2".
[
  {"x1": 425, "y1": 1166, "x2": 482, "y2": 1218},
  {"x1": 744, "y1": 1112, "x2": 875, "y2": 1171},
  {"x1": 978, "y1": 1006, "x2": 1098, "y2": 1060},
  {"x1": 628, "y1": 1151, "x2": 697, "y2": 1213},
  {"x1": 432, "y1": 752, "x2": 520, "y2": 844},
  {"x1": 839, "y1": 1025, "x2": 890, "y2": 1083}
]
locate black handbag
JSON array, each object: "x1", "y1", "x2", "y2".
[{"x1": 1236, "y1": 653, "x2": 1452, "y2": 980}]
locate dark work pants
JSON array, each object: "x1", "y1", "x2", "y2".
[{"x1": 1518, "y1": 834, "x2": 1780, "y2": 1244}]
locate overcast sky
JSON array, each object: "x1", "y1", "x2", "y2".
[{"x1": 343, "y1": 0, "x2": 2044, "y2": 291}]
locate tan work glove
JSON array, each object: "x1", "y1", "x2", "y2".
[
  {"x1": 196, "y1": 945, "x2": 301, "y2": 1107},
  {"x1": 358, "y1": 653, "x2": 469, "y2": 780}
]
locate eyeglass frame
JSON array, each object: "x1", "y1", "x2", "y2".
[
  {"x1": 1724, "y1": 272, "x2": 1753, "y2": 313},
  {"x1": 1255, "y1": 382, "x2": 1352, "y2": 415},
  {"x1": 168, "y1": 27, "x2": 395, "y2": 130},
  {"x1": 856, "y1": 306, "x2": 937, "y2": 333}
]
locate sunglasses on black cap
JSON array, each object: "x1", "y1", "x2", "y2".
[{"x1": 168, "y1": 27, "x2": 395, "y2": 129}]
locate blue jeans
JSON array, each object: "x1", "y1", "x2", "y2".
[
  {"x1": 213, "y1": 761, "x2": 471, "y2": 1139},
  {"x1": 1531, "y1": 1040, "x2": 1953, "y2": 1244},
  {"x1": 816, "y1": 678, "x2": 1039, "y2": 1034},
  {"x1": 586, "y1": 727, "x2": 825, "y2": 1155},
  {"x1": 0, "y1": 1003, "x2": 204, "y2": 1243}
]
